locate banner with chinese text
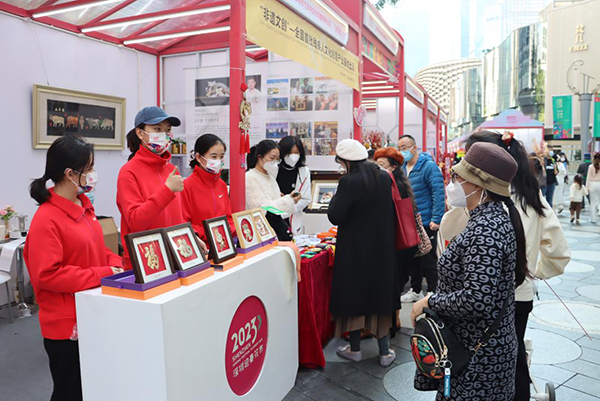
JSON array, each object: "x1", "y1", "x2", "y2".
[
  {"x1": 594, "y1": 95, "x2": 600, "y2": 138},
  {"x1": 552, "y1": 95, "x2": 573, "y2": 139},
  {"x1": 247, "y1": 0, "x2": 359, "y2": 90}
]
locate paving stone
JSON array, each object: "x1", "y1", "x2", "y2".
[
  {"x1": 382, "y1": 362, "x2": 437, "y2": 401},
  {"x1": 555, "y1": 384, "x2": 600, "y2": 401},
  {"x1": 303, "y1": 380, "x2": 368, "y2": 401},
  {"x1": 563, "y1": 374, "x2": 600, "y2": 399},
  {"x1": 316, "y1": 362, "x2": 358, "y2": 381},
  {"x1": 336, "y1": 371, "x2": 396, "y2": 401},
  {"x1": 529, "y1": 364, "x2": 576, "y2": 386},
  {"x1": 284, "y1": 388, "x2": 314, "y2": 401},
  {"x1": 295, "y1": 368, "x2": 331, "y2": 392},
  {"x1": 556, "y1": 358, "x2": 600, "y2": 379}
]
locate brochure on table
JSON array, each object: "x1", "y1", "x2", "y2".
[{"x1": 184, "y1": 60, "x2": 353, "y2": 171}]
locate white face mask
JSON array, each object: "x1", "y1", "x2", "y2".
[
  {"x1": 446, "y1": 180, "x2": 478, "y2": 208},
  {"x1": 201, "y1": 155, "x2": 223, "y2": 174},
  {"x1": 263, "y1": 160, "x2": 280, "y2": 178},
  {"x1": 284, "y1": 154, "x2": 300, "y2": 167}
]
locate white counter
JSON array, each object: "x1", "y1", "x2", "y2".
[{"x1": 76, "y1": 248, "x2": 298, "y2": 401}]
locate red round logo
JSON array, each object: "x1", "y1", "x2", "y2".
[{"x1": 225, "y1": 296, "x2": 268, "y2": 395}]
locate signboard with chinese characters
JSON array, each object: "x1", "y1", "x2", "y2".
[
  {"x1": 594, "y1": 95, "x2": 600, "y2": 138},
  {"x1": 247, "y1": 0, "x2": 359, "y2": 90},
  {"x1": 361, "y1": 35, "x2": 401, "y2": 78},
  {"x1": 552, "y1": 95, "x2": 573, "y2": 139},
  {"x1": 278, "y1": 0, "x2": 348, "y2": 45},
  {"x1": 406, "y1": 79, "x2": 424, "y2": 104},
  {"x1": 363, "y1": 3, "x2": 399, "y2": 56},
  {"x1": 570, "y1": 24, "x2": 589, "y2": 53}
]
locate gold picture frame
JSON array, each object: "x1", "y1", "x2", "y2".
[{"x1": 33, "y1": 84, "x2": 126, "y2": 150}]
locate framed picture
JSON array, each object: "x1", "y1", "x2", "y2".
[
  {"x1": 232, "y1": 211, "x2": 262, "y2": 249},
  {"x1": 33, "y1": 84, "x2": 126, "y2": 150},
  {"x1": 203, "y1": 216, "x2": 237, "y2": 264},
  {"x1": 162, "y1": 223, "x2": 207, "y2": 271},
  {"x1": 251, "y1": 209, "x2": 276, "y2": 243},
  {"x1": 311, "y1": 181, "x2": 339, "y2": 209},
  {"x1": 125, "y1": 229, "x2": 175, "y2": 284}
]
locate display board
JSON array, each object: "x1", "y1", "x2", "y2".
[{"x1": 185, "y1": 60, "x2": 353, "y2": 171}]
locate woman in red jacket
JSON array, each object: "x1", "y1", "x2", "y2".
[
  {"x1": 182, "y1": 134, "x2": 236, "y2": 242},
  {"x1": 117, "y1": 106, "x2": 205, "y2": 269},
  {"x1": 25, "y1": 135, "x2": 123, "y2": 401}
]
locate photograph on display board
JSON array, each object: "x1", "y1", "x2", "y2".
[
  {"x1": 126, "y1": 229, "x2": 175, "y2": 284},
  {"x1": 311, "y1": 181, "x2": 339, "y2": 209},
  {"x1": 314, "y1": 121, "x2": 338, "y2": 139},
  {"x1": 315, "y1": 77, "x2": 335, "y2": 94},
  {"x1": 232, "y1": 211, "x2": 262, "y2": 249},
  {"x1": 290, "y1": 78, "x2": 314, "y2": 95},
  {"x1": 315, "y1": 93, "x2": 339, "y2": 111},
  {"x1": 266, "y1": 122, "x2": 289, "y2": 139},
  {"x1": 290, "y1": 122, "x2": 313, "y2": 155},
  {"x1": 245, "y1": 75, "x2": 262, "y2": 106},
  {"x1": 195, "y1": 77, "x2": 230, "y2": 107},
  {"x1": 267, "y1": 98, "x2": 289, "y2": 111},
  {"x1": 314, "y1": 139, "x2": 337, "y2": 156},
  {"x1": 203, "y1": 216, "x2": 237, "y2": 264},
  {"x1": 267, "y1": 79, "x2": 289, "y2": 96},
  {"x1": 163, "y1": 223, "x2": 207, "y2": 271},
  {"x1": 251, "y1": 209, "x2": 276, "y2": 243},
  {"x1": 290, "y1": 95, "x2": 314, "y2": 112},
  {"x1": 33, "y1": 85, "x2": 125, "y2": 150}
]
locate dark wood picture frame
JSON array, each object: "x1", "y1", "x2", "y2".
[
  {"x1": 125, "y1": 228, "x2": 175, "y2": 284},
  {"x1": 162, "y1": 223, "x2": 207, "y2": 271},
  {"x1": 203, "y1": 216, "x2": 237, "y2": 264}
]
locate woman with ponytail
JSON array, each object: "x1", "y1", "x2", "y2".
[
  {"x1": 181, "y1": 134, "x2": 235, "y2": 242},
  {"x1": 246, "y1": 140, "x2": 301, "y2": 241},
  {"x1": 117, "y1": 106, "x2": 206, "y2": 269},
  {"x1": 25, "y1": 135, "x2": 123, "y2": 401},
  {"x1": 411, "y1": 142, "x2": 527, "y2": 400}
]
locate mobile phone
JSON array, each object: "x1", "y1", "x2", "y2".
[{"x1": 291, "y1": 192, "x2": 300, "y2": 197}]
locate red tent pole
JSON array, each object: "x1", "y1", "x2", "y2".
[
  {"x1": 436, "y1": 109, "x2": 441, "y2": 163},
  {"x1": 229, "y1": 0, "x2": 246, "y2": 212},
  {"x1": 398, "y1": 46, "x2": 405, "y2": 140},
  {"x1": 353, "y1": 1, "x2": 364, "y2": 141}
]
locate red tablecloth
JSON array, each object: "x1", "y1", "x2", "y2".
[{"x1": 298, "y1": 249, "x2": 335, "y2": 368}]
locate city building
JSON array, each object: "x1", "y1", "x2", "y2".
[{"x1": 414, "y1": 58, "x2": 482, "y2": 113}]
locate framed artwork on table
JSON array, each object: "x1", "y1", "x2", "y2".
[
  {"x1": 251, "y1": 209, "x2": 276, "y2": 243},
  {"x1": 33, "y1": 84, "x2": 126, "y2": 150},
  {"x1": 311, "y1": 181, "x2": 339, "y2": 209},
  {"x1": 232, "y1": 211, "x2": 261, "y2": 249},
  {"x1": 126, "y1": 229, "x2": 175, "y2": 284},
  {"x1": 203, "y1": 216, "x2": 237, "y2": 264},
  {"x1": 162, "y1": 223, "x2": 207, "y2": 271}
]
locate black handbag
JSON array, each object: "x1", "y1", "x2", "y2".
[{"x1": 410, "y1": 296, "x2": 510, "y2": 379}]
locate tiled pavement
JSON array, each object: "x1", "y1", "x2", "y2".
[{"x1": 287, "y1": 199, "x2": 600, "y2": 401}]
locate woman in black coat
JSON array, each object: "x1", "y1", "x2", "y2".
[{"x1": 328, "y1": 139, "x2": 398, "y2": 367}]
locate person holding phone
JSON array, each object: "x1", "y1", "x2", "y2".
[
  {"x1": 118, "y1": 106, "x2": 204, "y2": 269},
  {"x1": 25, "y1": 135, "x2": 123, "y2": 401},
  {"x1": 246, "y1": 140, "x2": 302, "y2": 241},
  {"x1": 276, "y1": 136, "x2": 311, "y2": 236}
]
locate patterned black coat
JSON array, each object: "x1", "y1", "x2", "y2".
[
  {"x1": 328, "y1": 167, "x2": 397, "y2": 317},
  {"x1": 415, "y1": 202, "x2": 518, "y2": 401}
]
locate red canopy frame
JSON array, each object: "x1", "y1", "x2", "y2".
[{"x1": 0, "y1": 0, "x2": 448, "y2": 210}]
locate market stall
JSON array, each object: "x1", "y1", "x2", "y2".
[{"x1": 475, "y1": 108, "x2": 544, "y2": 154}]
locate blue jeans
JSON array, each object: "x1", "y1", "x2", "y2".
[{"x1": 545, "y1": 183, "x2": 556, "y2": 208}]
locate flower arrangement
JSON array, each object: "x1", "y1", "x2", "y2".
[
  {"x1": 362, "y1": 128, "x2": 386, "y2": 150},
  {"x1": 0, "y1": 205, "x2": 16, "y2": 221}
]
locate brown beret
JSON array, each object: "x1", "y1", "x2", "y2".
[{"x1": 373, "y1": 147, "x2": 404, "y2": 166}]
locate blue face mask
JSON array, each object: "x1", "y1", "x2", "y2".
[{"x1": 400, "y1": 150, "x2": 414, "y2": 163}]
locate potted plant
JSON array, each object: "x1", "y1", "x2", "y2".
[{"x1": 1, "y1": 205, "x2": 17, "y2": 239}]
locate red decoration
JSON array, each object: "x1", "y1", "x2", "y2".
[{"x1": 240, "y1": 82, "x2": 248, "y2": 92}]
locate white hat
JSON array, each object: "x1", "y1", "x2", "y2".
[{"x1": 336, "y1": 139, "x2": 368, "y2": 161}]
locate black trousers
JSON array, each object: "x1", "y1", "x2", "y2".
[
  {"x1": 44, "y1": 338, "x2": 83, "y2": 401},
  {"x1": 514, "y1": 300, "x2": 534, "y2": 401},
  {"x1": 409, "y1": 226, "x2": 439, "y2": 293}
]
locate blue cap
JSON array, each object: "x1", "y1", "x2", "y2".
[
  {"x1": 134, "y1": 106, "x2": 181, "y2": 128},
  {"x1": 584, "y1": 153, "x2": 591, "y2": 160}
]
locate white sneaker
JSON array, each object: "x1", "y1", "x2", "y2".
[
  {"x1": 379, "y1": 350, "x2": 396, "y2": 367},
  {"x1": 337, "y1": 345, "x2": 362, "y2": 362},
  {"x1": 426, "y1": 291, "x2": 435, "y2": 297},
  {"x1": 401, "y1": 289, "x2": 424, "y2": 303}
]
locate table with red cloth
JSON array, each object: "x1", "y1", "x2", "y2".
[{"x1": 298, "y1": 249, "x2": 336, "y2": 368}]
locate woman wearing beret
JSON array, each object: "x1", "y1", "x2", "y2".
[{"x1": 328, "y1": 139, "x2": 398, "y2": 367}]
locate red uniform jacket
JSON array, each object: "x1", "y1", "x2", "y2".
[
  {"x1": 182, "y1": 166, "x2": 236, "y2": 243},
  {"x1": 117, "y1": 146, "x2": 185, "y2": 269},
  {"x1": 24, "y1": 189, "x2": 121, "y2": 340}
]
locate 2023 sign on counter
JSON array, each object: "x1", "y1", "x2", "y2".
[{"x1": 225, "y1": 296, "x2": 268, "y2": 395}]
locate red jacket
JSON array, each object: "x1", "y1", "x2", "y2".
[
  {"x1": 117, "y1": 146, "x2": 185, "y2": 269},
  {"x1": 182, "y1": 166, "x2": 236, "y2": 243},
  {"x1": 24, "y1": 189, "x2": 121, "y2": 340}
]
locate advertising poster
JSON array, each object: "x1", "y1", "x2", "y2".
[
  {"x1": 185, "y1": 60, "x2": 353, "y2": 170},
  {"x1": 552, "y1": 95, "x2": 573, "y2": 139}
]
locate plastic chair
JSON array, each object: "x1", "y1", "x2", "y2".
[{"x1": 0, "y1": 271, "x2": 13, "y2": 323}]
